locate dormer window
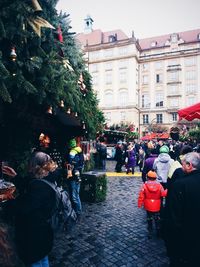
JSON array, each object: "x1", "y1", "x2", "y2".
[
  {"x1": 171, "y1": 33, "x2": 179, "y2": 43},
  {"x1": 109, "y1": 34, "x2": 117, "y2": 43},
  {"x1": 151, "y1": 41, "x2": 157, "y2": 47}
]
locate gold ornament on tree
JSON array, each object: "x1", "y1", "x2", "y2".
[{"x1": 28, "y1": 16, "x2": 55, "y2": 37}]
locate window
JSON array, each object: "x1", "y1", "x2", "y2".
[
  {"x1": 168, "y1": 59, "x2": 178, "y2": 66},
  {"x1": 185, "y1": 57, "x2": 196, "y2": 67},
  {"x1": 155, "y1": 92, "x2": 164, "y2": 107},
  {"x1": 105, "y1": 72, "x2": 112, "y2": 84},
  {"x1": 185, "y1": 84, "x2": 197, "y2": 95},
  {"x1": 119, "y1": 71, "x2": 127, "y2": 83},
  {"x1": 90, "y1": 51, "x2": 99, "y2": 60},
  {"x1": 156, "y1": 73, "x2": 163, "y2": 83},
  {"x1": 104, "y1": 90, "x2": 113, "y2": 106},
  {"x1": 104, "y1": 49, "x2": 113, "y2": 58},
  {"x1": 171, "y1": 112, "x2": 178, "y2": 122},
  {"x1": 186, "y1": 70, "x2": 196, "y2": 80},
  {"x1": 143, "y1": 114, "x2": 149, "y2": 124},
  {"x1": 156, "y1": 114, "x2": 163, "y2": 123},
  {"x1": 119, "y1": 47, "x2": 128, "y2": 55},
  {"x1": 170, "y1": 33, "x2": 179, "y2": 43},
  {"x1": 119, "y1": 90, "x2": 128, "y2": 106},
  {"x1": 155, "y1": 61, "x2": 162, "y2": 70},
  {"x1": 151, "y1": 41, "x2": 157, "y2": 47},
  {"x1": 105, "y1": 62, "x2": 113, "y2": 71},
  {"x1": 168, "y1": 85, "x2": 178, "y2": 95},
  {"x1": 90, "y1": 64, "x2": 98, "y2": 73},
  {"x1": 187, "y1": 97, "x2": 195, "y2": 106},
  {"x1": 92, "y1": 75, "x2": 98, "y2": 85},
  {"x1": 120, "y1": 111, "x2": 126, "y2": 121},
  {"x1": 141, "y1": 94, "x2": 150, "y2": 108},
  {"x1": 168, "y1": 71, "x2": 179, "y2": 82},
  {"x1": 119, "y1": 60, "x2": 128, "y2": 69},
  {"x1": 142, "y1": 75, "x2": 148, "y2": 85},
  {"x1": 109, "y1": 34, "x2": 117, "y2": 42},
  {"x1": 105, "y1": 112, "x2": 111, "y2": 122},
  {"x1": 169, "y1": 98, "x2": 179, "y2": 107}
]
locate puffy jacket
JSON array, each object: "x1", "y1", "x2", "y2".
[
  {"x1": 153, "y1": 153, "x2": 174, "y2": 183},
  {"x1": 138, "y1": 180, "x2": 167, "y2": 212}
]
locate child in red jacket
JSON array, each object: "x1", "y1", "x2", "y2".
[{"x1": 138, "y1": 170, "x2": 167, "y2": 238}]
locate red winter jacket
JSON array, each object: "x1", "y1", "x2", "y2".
[{"x1": 138, "y1": 180, "x2": 167, "y2": 212}]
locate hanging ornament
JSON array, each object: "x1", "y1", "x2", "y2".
[
  {"x1": 57, "y1": 25, "x2": 63, "y2": 43},
  {"x1": 60, "y1": 100, "x2": 64, "y2": 107},
  {"x1": 46, "y1": 106, "x2": 53, "y2": 114},
  {"x1": 75, "y1": 112, "x2": 78, "y2": 117},
  {"x1": 10, "y1": 47, "x2": 17, "y2": 61},
  {"x1": 82, "y1": 121, "x2": 86, "y2": 129},
  {"x1": 31, "y1": 0, "x2": 42, "y2": 12},
  {"x1": 27, "y1": 16, "x2": 55, "y2": 37},
  {"x1": 78, "y1": 73, "x2": 87, "y2": 96},
  {"x1": 67, "y1": 108, "x2": 71, "y2": 114}
]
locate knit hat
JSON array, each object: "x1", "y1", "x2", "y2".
[
  {"x1": 159, "y1": 145, "x2": 169, "y2": 154},
  {"x1": 69, "y1": 139, "x2": 76, "y2": 148},
  {"x1": 147, "y1": 170, "x2": 157, "y2": 179}
]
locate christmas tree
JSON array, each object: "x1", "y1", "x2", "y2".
[{"x1": 0, "y1": 0, "x2": 104, "y2": 172}]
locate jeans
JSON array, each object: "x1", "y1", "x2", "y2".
[
  {"x1": 27, "y1": 256, "x2": 49, "y2": 267},
  {"x1": 70, "y1": 180, "x2": 82, "y2": 215}
]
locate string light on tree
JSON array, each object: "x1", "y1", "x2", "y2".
[{"x1": 67, "y1": 108, "x2": 71, "y2": 114}]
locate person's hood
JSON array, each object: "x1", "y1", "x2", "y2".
[
  {"x1": 158, "y1": 153, "x2": 171, "y2": 163},
  {"x1": 145, "y1": 181, "x2": 160, "y2": 193}
]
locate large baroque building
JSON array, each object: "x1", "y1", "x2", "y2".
[{"x1": 76, "y1": 16, "x2": 200, "y2": 136}]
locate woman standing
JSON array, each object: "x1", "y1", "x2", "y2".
[
  {"x1": 126, "y1": 144, "x2": 136, "y2": 174},
  {"x1": 2, "y1": 152, "x2": 60, "y2": 267}
]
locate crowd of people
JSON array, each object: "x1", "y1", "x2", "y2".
[{"x1": 0, "y1": 135, "x2": 200, "y2": 267}]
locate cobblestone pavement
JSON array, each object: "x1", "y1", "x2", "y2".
[{"x1": 50, "y1": 161, "x2": 169, "y2": 267}]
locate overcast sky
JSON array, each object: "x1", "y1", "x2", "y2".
[{"x1": 56, "y1": 0, "x2": 200, "y2": 39}]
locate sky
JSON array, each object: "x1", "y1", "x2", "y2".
[{"x1": 56, "y1": 0, "x2": 200, "y2": 39}]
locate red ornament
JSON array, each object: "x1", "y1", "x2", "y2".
[{"x1": 57, "y1": 25, "x2": 63, "y2": 43}]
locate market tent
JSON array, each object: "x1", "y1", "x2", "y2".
[{"x1": 178, "y1": 102, "x2": 200, "y2": 121}]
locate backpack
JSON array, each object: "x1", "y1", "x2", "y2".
[
  {"x1": 40, "y1": 179, "x2": 77, "y2": 233},
  {"x1": 72, "y1": 152, "x2": 84, "y2": 170},
  {"x1": 99, "y1": 145, "x2": 107, "y2": 159}
]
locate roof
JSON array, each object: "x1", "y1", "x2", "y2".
[
  {"x1": 76, "y1": 29, "x2": 129, "y2": 47},
  {"x1": 138, "y1": 28, "x2": 200, "y2": 50}
]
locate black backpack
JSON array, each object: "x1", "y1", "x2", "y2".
[
  {"x1": 41, "y1": 179, "x2": 77, "y2": 232},
  {"x1": 99, "y1": 144, "x2": 107, "y2": 159},
  {"x1": 72, "y1": 152, "x2": 84, "y2": 170}
]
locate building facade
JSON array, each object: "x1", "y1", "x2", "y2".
[{"x1": 76, "y1": 17, "x2": 200, "y2": 136}]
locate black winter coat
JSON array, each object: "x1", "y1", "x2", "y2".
[
  {"x1": 165, "y1": 169, "x2": 200, "y2": 262},
  {"x1": 8, "y1": 170, "x2": 61, "y2": 264}
]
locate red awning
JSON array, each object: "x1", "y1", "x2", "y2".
[
  {"x1": 178, "y1": 102, "x2": 200, "y2": 121},
  {"x1": 141, "y1": 132, "x2": 169, "y2": 141}
]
